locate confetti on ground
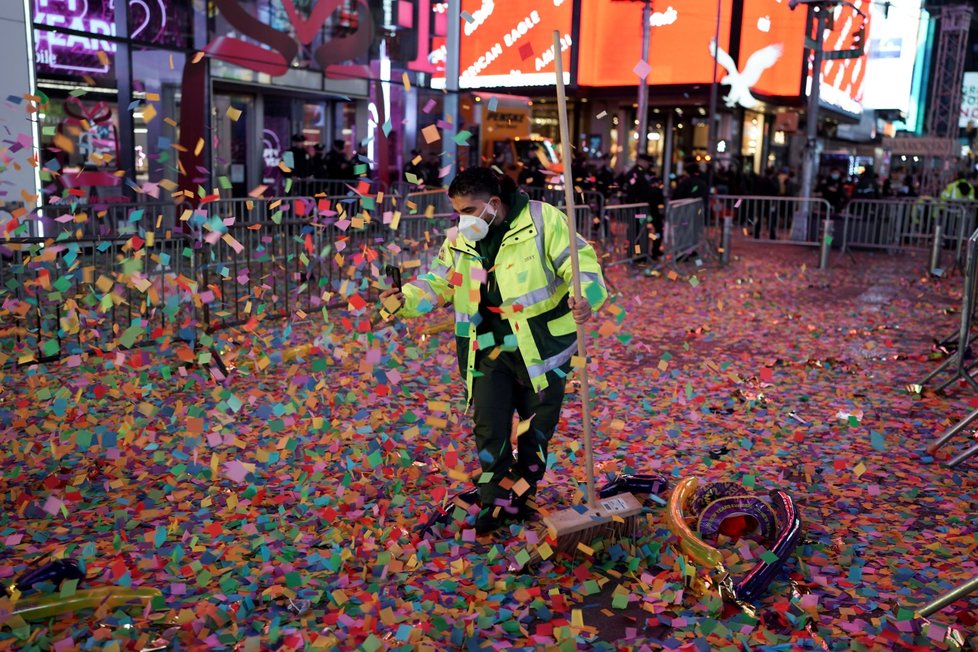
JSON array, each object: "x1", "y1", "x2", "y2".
[{"x1": 1, "y1": 226, "x2": 977, "y2": 650}]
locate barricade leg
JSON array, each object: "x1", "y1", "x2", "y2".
[
  {"x1": 721, "y1": 216, "x2": 732, "y2": 265},
  {"x1": 930, "y1": 224, "x2": 943, "y2": 275},
  {"x1": 914, "y1": 575, "x2": 978, "y2": 618},
  {"x1": 947, "y1": 443, "x2": 978, "y2": 468},
  {"x1": 926, "y1": 408, "x2": 978, "y2": 455},
  {"x1": 819, "y1": 219, "x2": 833, "y2": 270}
]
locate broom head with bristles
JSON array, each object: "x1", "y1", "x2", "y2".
[{"x1": 542, "y1": 491, "x2": 644, "y2": 554}]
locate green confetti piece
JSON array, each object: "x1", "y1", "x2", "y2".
[
  {"x1": 689, "y1": 276, "x2": 700, "y2": 287},
  {"x1": 584, "y1": 281, "x2": 604, "y2": 307},
  {"x1": 514, "y1": 548, "x2": 531, "y2": 568},
  {"x1": 760, "y1": 551, "x2": 780, "y2": 564},
  {"x1": 41, "y1": 339, "x2": 60, "y2": 357},
  {"x1": 454, "y1": 130, "x2": 472, "y2": 145},
  {"x1": 284, "y1": 571, "x2": 302, "y2": 588},
  {"x1": 361, "y1": 634, "x2": 383, "y2": 652},
  {"x1": 119, "y1": 324, "x2": 143, "y2": 349},
  {"x1": 367, "y1": 450, "x2": 383, "y2": 468},
  {"x1": 476, "y1": 332, "x2": 495, "y2": 350},
  {"x1": 611, "y1": 592, "x2": 629, "y2": 609},
  {"x1": 59, "y1": 578, "x2": 79, "y2": 598}
]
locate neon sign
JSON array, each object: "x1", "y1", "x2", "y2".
[
  {"x1": 33, "y1": 0, "x2": 175, "y2": 77},
  {"x1": 34, "y1": 0, "x2": 117, "y2": 75}
]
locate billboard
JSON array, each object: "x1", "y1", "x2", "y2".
[
  {"x1": 432, "y1": 0, "x2": 573, "y2": 88},
  {"x1": 577, "y1": 0, "x2": 734, "y2": 87},
  {"x1": 739, "y1": 0, "x2": 869, "y2": 115},
  {"x1": 962, "y1": 72, "x2": 978, "y2": 129},
  {"x1": 861, "y1": 0, "x2": 921, "y2": 115}
]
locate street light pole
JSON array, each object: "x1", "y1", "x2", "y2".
[
  {"x1": 706, "y1": 0, "x2": 722, "y2": 195},
  {"x1": 636, "y1": 0, "x2": 652, "y2": 158},
  {"x1": 799, "y1": 4, "x2": 826, "y2": 206},
  {"x1": 443, "y1": 0, "x2": 461, "y2": 184}
]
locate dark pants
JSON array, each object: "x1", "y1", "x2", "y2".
[{"x1": 471, "y1": 350, "x2": 567, "y2": 507}]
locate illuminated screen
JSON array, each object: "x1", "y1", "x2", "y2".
[
  {"x1": 861, "y1": 0, "x2": 921, "y2": 114},
  {"x1": 577, "y1": 0, "x2": 734, "y2": 87},
  {"x1": 738, "y1": 0, "x2": 807, "y2": 98},
  {"x1": 432, "y1": 0, "x2": 573, "y2": 89},
  {"x1": 740, "y1": 0, "x2": 869, "y2": 115}
]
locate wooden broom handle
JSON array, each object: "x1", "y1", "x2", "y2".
[{"x1": 553, "y1": 31, "x2": 597, "y2": 508}]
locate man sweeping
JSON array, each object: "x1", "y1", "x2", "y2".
[{"x1": 380, "y1": 167, "x2": 608, "y2": 536}]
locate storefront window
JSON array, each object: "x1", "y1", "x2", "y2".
[
  {"x1": 214, "y1": 95, "x2": 255, "y2": 197},
  {"x1": 35, "y1": 27, "x2": 118, "y2": 83},
  {"x1": 33, "y1": 0, "x2": 119, "y2": 81},
  {"x1": 131, "y1": 48, "x2": 186, "y2": 189},
  {"x1": 742, "y1": 111, "x2": 765, "y2": 175},
  {"x1": 128, "y1": 0, "x2": 194, "y2": 49},
  {"x1": 38, "y1": 93, "x2": 122, "y2": 201}
]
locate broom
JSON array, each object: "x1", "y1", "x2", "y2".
[{"x1": 533, "y1": 30, "x2": 644, "y2": 561}]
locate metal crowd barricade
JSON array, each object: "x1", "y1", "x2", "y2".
[
  {"x1": 523, "y1": 186, "x2": 564, "y2": 205},
  {"x1": 401, "y1": 188, "x2": 453, "y2": 217},
  {"x1": 293, "y1": 178, "x2": 386, "y2": 217},
  {"x1": 661, "y1": 198, "x2": 707, "y2": 264},
  {"x1": 195, "y1": 196, "x2": 331, "y2": 334},
  {"x1": 384, "y1": 213, "x2": 455, "y2": 275},
  {"x1": 840, "y1": 199, "x2": 973, "y2": 271},
  {"x1": 710, "y1": 195, "x2": 833, "y2": 245},
  {"x1": 602, "y1": 202, "x2": 654, "y2": 266},
  {"x1": 0, "y1": 231, "x2": 197, "y2": 367},
  {"x1": 0, "y1": 189, "x2": 619, "y2": 367},
  {"x1": 924, "y1": 227, "x2": 978, "y2": 468}
]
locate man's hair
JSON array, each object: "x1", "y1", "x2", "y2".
[{"x1": 448, "y1": 167, "x2": 502, "y2": 199}]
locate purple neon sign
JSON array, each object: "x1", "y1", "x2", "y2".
[
  {"x1": 34, "y1": 0, "x2": 117, "y2": 76},
  {"x1": 33, "y1": 0, "x2": 186, "y2": 78}
]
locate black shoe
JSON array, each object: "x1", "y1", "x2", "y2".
[{"x1": 475, "y1": 509, "x2": 504, "y2": 536}]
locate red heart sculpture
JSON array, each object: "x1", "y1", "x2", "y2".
[{"x1": 281, "y1": 0, "x2": 342, "y2": 46}]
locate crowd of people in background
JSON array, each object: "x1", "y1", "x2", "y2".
[
  {"x1": 284, "y1": 135, "x2": 369, "y2": 182},
  {"x1": 299, "y1": 136, "x2": 978, "y2": 214}
]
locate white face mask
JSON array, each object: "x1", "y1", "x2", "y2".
[{"x1": 458, "y1": 201, "x2": 496, "y2": 241}]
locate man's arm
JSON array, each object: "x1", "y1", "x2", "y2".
[
  {"x1": 543, "y1": 204, "x2": 608, "y2": 312},
  {"x1": 394, "y1": 239, "x2": 456, "y2": 317}
]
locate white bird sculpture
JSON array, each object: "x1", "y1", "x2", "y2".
[{"x1": 709, "y1": 40, "x2": 784, "y2": 109}]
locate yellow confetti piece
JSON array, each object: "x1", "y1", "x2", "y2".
[
  {"x1": 571, "y1": 608, "x2": 584, "y2": 628},
  {"x1": 142, "y1": 104, "x2": 157, "y2": 123},
  {"x1": 226, "y1": 106, "x2": 242, "y2": 121},
  {"x1": 52, "y1": 133, "x2": 75, "y2": 154},
  {"x1": 537, "y1": 542, "x2": 553, "y2": 559},
  {"x1": 576, "y1": 542, "x2": 594, "y2": 556},
  {"x1": 401, "y1": 71, "x2": 411, "y2": 91}
]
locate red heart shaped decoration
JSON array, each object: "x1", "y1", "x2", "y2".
[{"x1": 281, "y1": 0, "x2": 342, "y2": 46}]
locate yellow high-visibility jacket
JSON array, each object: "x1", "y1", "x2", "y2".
[{"x1": 400, "y1": 200, "x2": 607, "y2": 400}]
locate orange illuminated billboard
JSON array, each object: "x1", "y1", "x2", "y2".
[
  {"x1": 577, "y1": 0, "x2": 734, "y2": 87},
  {"x1": 432, "y1": 0, "x2": 574, "y2": 88},
  {"x1": 739, "y1": 0, "x2": 868, "y2": 113}
]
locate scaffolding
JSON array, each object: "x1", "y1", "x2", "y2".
[{"x1": 922, "y1": 5, "x2": 973, "y2": 195}]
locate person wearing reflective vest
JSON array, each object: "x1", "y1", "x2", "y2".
[{"x1": 381, "y1": 167, "x2": 608, "y2": 536}]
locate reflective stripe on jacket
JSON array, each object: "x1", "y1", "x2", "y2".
[{"x1": 399, "y1": 200, "x2": 608, "y2": 401}]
